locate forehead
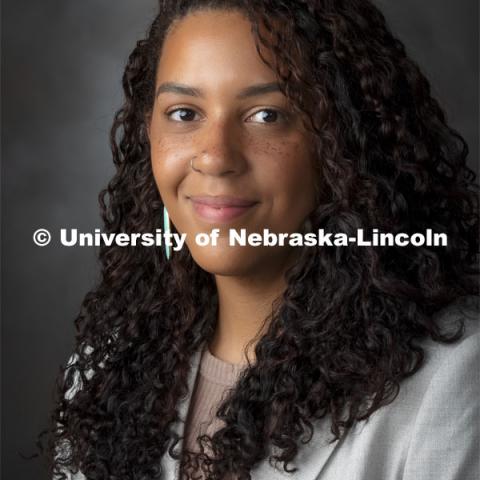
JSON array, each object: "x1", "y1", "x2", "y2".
[{"x1": 156, "y1": 9, "x2": 279, "y2": 85}]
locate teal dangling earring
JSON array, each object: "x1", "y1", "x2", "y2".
[{"x1": 163, "y1": 206, "x2": 171, "y2": 260}]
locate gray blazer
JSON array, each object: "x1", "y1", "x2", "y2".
[
  {"x1": 161, "y1": 296, "x2": 479, "y2": 480},
  {"x1": 61, "y1": 296, "x2": 480, "y2": 480}
]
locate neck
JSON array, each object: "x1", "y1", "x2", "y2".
[{"x1": 208, "y1": 247, "x2": 300, "y2": 365}]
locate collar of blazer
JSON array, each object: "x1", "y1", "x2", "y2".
[{"x1": 160, "y1": 342, "x2": 344, "y2": 480}]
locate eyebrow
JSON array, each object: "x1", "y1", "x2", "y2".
[{"x1": 155, "y1": 81, "x2": 282, "y2": 99}]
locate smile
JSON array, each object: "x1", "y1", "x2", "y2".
[{"x1": 188, "y1": 195, "x2": 258, "y2": 224}]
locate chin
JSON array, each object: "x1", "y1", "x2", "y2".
[{"x1": 189, "y1": 247, "x2": 262, "y2": 277}]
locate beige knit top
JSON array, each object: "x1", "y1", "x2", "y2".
[{"x1": 180, "y1": 342, "x2": 249, "y2": 477}]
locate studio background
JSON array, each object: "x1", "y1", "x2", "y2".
[{"x1": 1, "y1": 1, "x2": 478, "y2": 479}]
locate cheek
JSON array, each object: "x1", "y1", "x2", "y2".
[
  {"x1": 248, "y1": 138, "x2": 316, "y2": 209},
  {"x1": 150, "y1": 136, "x2": 191, "y2": 195}
]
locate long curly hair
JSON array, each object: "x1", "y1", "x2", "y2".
[{"x1": 37, "y1": 1, "x2": 479, "y2": 479}]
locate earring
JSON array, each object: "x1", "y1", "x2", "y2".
[{"x1": 163, "y1": 206, "x2": 171, "y2": 260}]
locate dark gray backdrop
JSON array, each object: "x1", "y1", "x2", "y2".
[{"x1": 2, "y1": 1, "x2": 478, "y2": 479}]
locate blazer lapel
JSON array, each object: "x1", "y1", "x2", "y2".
[{"x1": 161, "y1": 344, "x2": 343, "y2": 480}]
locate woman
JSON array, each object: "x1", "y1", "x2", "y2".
[{"x1": 40, "y1": 1, "x2": 479, "y2": 479}]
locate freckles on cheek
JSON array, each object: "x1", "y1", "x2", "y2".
[
  {"x1": 246, "y1": 137, "x2": 287, "y2": 169},
  {"x1": 249, "y1": 138, "x2": 305, "y2": 179},
  {"x1": 151, "y1": 136, "x2": 192, "y2": 171}
]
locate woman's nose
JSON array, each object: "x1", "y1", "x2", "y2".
[{"x1": 191, "y1": 119, "x2": 247, "y2": 176}]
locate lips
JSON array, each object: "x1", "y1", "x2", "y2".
[
  {"x1": 188, "y1": 195, "x2": 258, "y2": 223},
  {"x1": 188, "y1": 195, "x2": 257, "y2": 207}
]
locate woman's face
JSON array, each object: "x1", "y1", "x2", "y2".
[{"x1": 147, "y1": 9, "x2": 318, "y2": 276}]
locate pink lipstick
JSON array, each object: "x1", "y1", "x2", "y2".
[{"x1": 188, "y1": 195, "x2": 258, "y2": 223}]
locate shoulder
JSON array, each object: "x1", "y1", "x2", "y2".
[
  {"x1": 252, "y1": 296, "x2": 480, "y2": 480},
  {"x1": 334, "y1": 295, "x2": 480, "y2": 479},
  {"x1": 407, "y1": 294, "x2": 479, "y2": 392},
  {"x1": 373, "y1": 294, "x2": 479, "y2": 428},
  {"x1": 415, "y1": 294, "x2": 479, "y2": 411},
  {"x1": 399, "y1": 295, "x2": 480, "y2": 479}
]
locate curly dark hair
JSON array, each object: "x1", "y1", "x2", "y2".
[{"x1": 36, "y1": 1, "x2": 479, "y2": 479}]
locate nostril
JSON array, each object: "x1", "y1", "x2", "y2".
[{"x1": 190, "y1": 157, "x2": 201, "y2": 172}]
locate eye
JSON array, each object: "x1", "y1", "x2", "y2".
[
  {"x1": 165, "y1": 108, "x2": 201, "y2": 122},
  {"x1": 247, "y1": 108, "x2": 285, "y2": 124}
]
